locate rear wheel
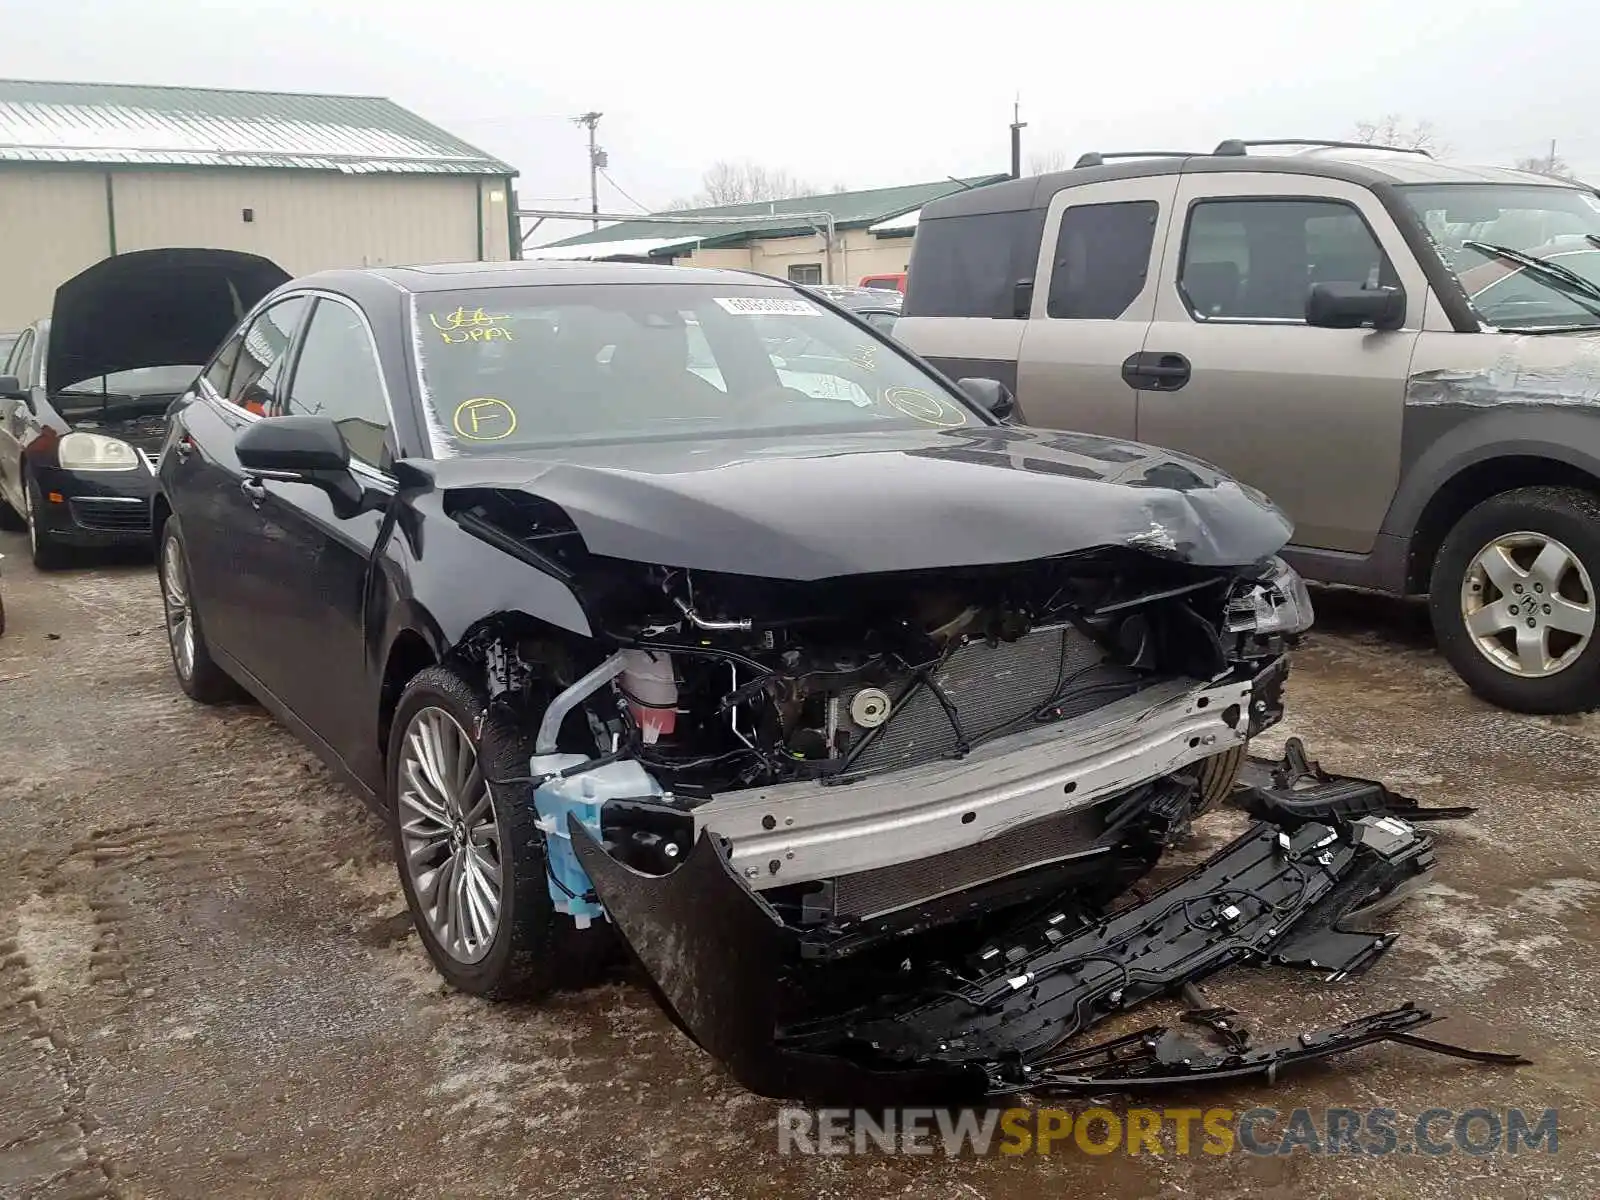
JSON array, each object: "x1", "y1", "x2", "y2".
[
  {"x1": 159, "y1": 518, "x2": 237, "y2": 703},
  {"x1": 388, "y1": 664, "x2": 611, "y2": 1000},
  {"x1": 1430, "y1": 486, "x2": 1600, "y2": 713}
]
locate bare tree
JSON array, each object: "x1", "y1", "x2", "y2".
[
  {"x1": 1514, "y1": 149, "x2": 1576, "y2": 181},
  {"x1": 665, "y1": 160, "x2": 820, "y2": 210},
  {"x1": 1027, "y1": 148, "x2": 1074, "y2": 175},
  {"x1": 1351, "y1": 115, "x2": 1449, "y2": 156}
]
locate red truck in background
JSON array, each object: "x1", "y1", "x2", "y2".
[{"x1": 857, "y1": 272, "x2": 906, "y2": 293}]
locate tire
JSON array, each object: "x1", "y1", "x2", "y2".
[
  {"x1": 1430, "y1": 485, "x2": 1600, "y2": 714},
  {"x1": 1192, "y1": 743, "x2": 1247, "y2": 816},
  {"x1": 388, "y1": 664, "x2": 612, "y2": 1000},
  {"x1": 0, "y1": 490, "x2": 23, "y2": 532},
  {"x1": 158, "y1": 517, "x2": 238, "y2": 704},
  {"x1": 23, "y1": 473, "x2": 68, "y2": 570}
]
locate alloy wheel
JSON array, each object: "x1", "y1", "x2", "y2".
[
  {"x1": 161, "y1": 535, "x2": 196, "y2": 681},
  {"x1": 396, "y1": 707, "x2": 503, "y2": 964},
  {"x1": 1460, "y1": 530, "x2": 1596, "y2": 678}
]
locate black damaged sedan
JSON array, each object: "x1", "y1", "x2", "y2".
[
  {"x1": 153, "y1": 260, "x2": 1470, "y2": 1103},
  {"x1": 0, "y1": 248, "x2": 288, "y2": 567}
]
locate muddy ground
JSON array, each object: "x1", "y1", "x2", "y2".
[{"x1": 0, "y1": 532, "x2": 1596, "y2": 1198}]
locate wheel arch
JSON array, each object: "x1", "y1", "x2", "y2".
[{"x1": 1385, "y1": 408, "x2": 1600, "y2": 594}]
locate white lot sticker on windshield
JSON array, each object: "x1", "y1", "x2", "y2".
[{"x1": 713, "y1": 296, "x2": 822, "y2": 317}]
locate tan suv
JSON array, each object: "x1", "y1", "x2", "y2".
[{"x1": 896, "y1": 139, "x2": 1600, "y2": 714}]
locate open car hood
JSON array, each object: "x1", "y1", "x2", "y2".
[
  {"x1": 414, "y1": 425, "x2": 1296, "y2": 576},
  {"x1": 48, "y1": 248, "x2": 290, "y2": 390}
]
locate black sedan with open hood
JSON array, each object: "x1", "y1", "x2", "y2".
[
  {"x1": 152, "y1": 261, "x2": 1516, "y2": 1103},
  {"x1": 0, "y1": 248, "x2": 289, "y2": 566}
]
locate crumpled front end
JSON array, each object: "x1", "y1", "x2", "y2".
[{"x1": 573, "y1": 742, "x2": 1522, "y2": 1104}]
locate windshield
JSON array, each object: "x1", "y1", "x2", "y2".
[
  {"x1": 412, "y1": 283, "x2": 978, "y2": 455},
  {"x1": 1400, "y1": 183, "x2": 1600, "y2": 328},
  {"x1": 58, "y1": 365, "x2": 202, "y2": 397}
]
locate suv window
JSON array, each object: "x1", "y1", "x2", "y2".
[
  {"x1": 285, "y1": 298, "x2": 391, "y2": 467},
  {"x1": 905, "y1": 209, "x2": 1046, "y2": 319},
  {"x1": 224, "y1": 297, "x2": 307, "y2": 415},
  {"x1": 1047, "y1": 201, "x2": 1158, "y2": 319},
  {"x1": 1180, "y1": 199, "x2": 1387, "y2": 321}
]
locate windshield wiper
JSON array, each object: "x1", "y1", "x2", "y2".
[{"x1": 1463, "y1": 239, "x2": 1600, "y2": 319}]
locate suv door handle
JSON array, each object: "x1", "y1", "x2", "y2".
[
  {"x1": 240, "y1": 478, "x2": 268, "y2": 506},
  {"x1": 1121, "y1": 351, "x2": 1192, "y2": 392}
]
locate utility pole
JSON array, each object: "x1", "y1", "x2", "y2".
[
  {"x1": 574, "y1": 111, "x2": 605, "y2": 230},
  {"x1": 1548, "y1": 138, "x2": 1559, "y2": 174},
  {"x1": 1009, "y1": 96, "x2": 1026, "y2": 180}
]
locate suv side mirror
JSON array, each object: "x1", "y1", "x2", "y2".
[
  {"x1": 957, "y1": 377, "x2": 1017, "y2": 422},
  {"x1": 0, "y1": 375, "x2": 23, "y2": 401},
  {"x1": 1306, "y1": 282, "x2": 1406, "y2": 331}
]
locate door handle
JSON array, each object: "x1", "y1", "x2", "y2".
[
  {"x1": 1121, "y1": 351, "x2": 1192, "y2": 392},
  {"x1": 240, "y1": 478, "x2": 268, "y2": 506}
]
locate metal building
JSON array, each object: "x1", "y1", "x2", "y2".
[{"x1": 0, "y1": 79, "x2": 518, "y2": 329}]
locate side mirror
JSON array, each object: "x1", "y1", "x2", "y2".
[
  {"x1": 236, "y1": 415, "x2": 373, "y2": 517},
  {"x1": 1306, "y1": 282, "x2": 1406, "y2": 331},
  {"x1": 0, "y1": 375, "x2": 23, "y2": 401},
  {"x1": 957, "y1": 377, "x2": 1017, "y2": 422},
  {"x1": 236, "y1": 415, "x2": 350, "y2": 474}
]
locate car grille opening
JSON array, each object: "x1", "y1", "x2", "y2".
[
  {"x1": 844, "y1": 623, "x2": 1145, "y2": 777},
  {"x1": 69, "y1": 497, "x2": 151, "y2": 533}
]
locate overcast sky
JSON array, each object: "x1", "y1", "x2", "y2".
[{"x1": 2, "y1": 0, "x2": 1594, "y2": 245}]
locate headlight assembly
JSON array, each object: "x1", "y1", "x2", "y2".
[
  {"x1": 1225, "y1": 555, "x2": 1315, "y2": 637},
  {"x1": 57, "y1": 431, "x2": 138, "y2": 471}
]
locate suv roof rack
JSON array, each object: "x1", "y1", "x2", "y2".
[
  {"x1": 1073, "y1": 150, "x2": 1203, "y2": 168},
  {"x1": 1212, "y1": 138, "x2": 1433, "y2": 158}
]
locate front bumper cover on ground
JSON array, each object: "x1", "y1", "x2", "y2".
[{"x1": 571, "y1": 742, "x2": 1524, "y2": 1104}]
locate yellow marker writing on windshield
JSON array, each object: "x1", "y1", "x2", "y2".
[
  {"x1": 431, "y1": 307, "x2": 515, "y2": 344},
  {"x1": 452, "y1": 397, "x2": 519, "y2": 441},
  {"x1": 884, "y1": 386, "x2": 967, "y2": 428}
]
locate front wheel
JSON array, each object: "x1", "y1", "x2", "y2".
[
  {"x1": 158, "y1": 518, "x2": 238, "y2": 704},
  {"x1": 388, "y1": 664, "x2": 610, "y2": 1000},
  {"x1": 23, "y1": 474, "x2": 68, "y2": 570},
  {"x1": 1430, "y1": 485, "x2": 1600, "y2": 713}
]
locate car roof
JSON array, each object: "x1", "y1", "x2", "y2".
[
  {"x1": 927, "y1": 149, "x2": 1589, "y2": 218},
  {"x1": 324, "y1": 259, "x2": 793, "y2": 294}
]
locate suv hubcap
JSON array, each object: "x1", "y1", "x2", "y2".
[
  {"x1": 1461, "y1": 531, "x2": 1595, "y2": 678},
  {"x1": 397, "y1": 707, "x2": 503, "y2": 964},
  {"x1": 161, "y1": 536, "x2": 195, "y2": 680}
]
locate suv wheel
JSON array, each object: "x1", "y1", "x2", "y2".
[
  {"x1": 1430, "y1": 486, "x2": 1600, "y2": 713},
  {"x1": 388, "y1": 665, "x2": 611, "y2": 1000}
]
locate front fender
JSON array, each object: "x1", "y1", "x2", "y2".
[{"x1": 1385, "y1": 403, "x2": 1600, "y2": 540}]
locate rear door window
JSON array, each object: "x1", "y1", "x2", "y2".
[
  {"x1": 1046, "y1": 201, "x2": 1159, "y2": 319},
  {"x1": 224, "y1": 297, "x2": 308, "y2": 414},
  {"x1": 905, "y1": 209, "x2": 1046, "y2": 318}
]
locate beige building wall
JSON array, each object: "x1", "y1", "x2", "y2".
[
  {"x1": 674, "y1": 228, "x2": 913, "y2": 285},
  {"x1": 674, "y1": 245, "x2": 754, "y2": 271},
  {"x1": 111, "y1": 169, "x2": 492, "y2": 273},
  {"x1": 1, "y1": 165, "x2": 514, "y2": 329},
  {"x1": 0, "y1": 168, "x2": 111, "y2": 329}
]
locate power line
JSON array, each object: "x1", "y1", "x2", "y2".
[{"x1": 598, "y1": 168, "x2": 652, "y2": 213}]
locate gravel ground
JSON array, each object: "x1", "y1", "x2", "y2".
[{"x1": 1, "y1": 532, "x2": 1597, "y2": 1198}]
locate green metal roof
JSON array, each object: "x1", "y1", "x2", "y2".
[
  {"x1": 0, "y1": 79, "x2": 514, "y2": 176},
  {"x1": 541, "y1": 175, "x2": 1008, "y2": 250}
]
